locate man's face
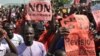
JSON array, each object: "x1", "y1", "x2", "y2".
[
  {"x1": 7, "y1": 28, "x2": 13, "y2": 37},
  {"x1": 5, "y1": 25, "x2": 14, "y2": 39},
  {"x1": 24, "y1": 27, "x2": 35, "y2": 46}
]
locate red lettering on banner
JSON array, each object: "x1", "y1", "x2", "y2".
[
  {"x1": 29, "y1": 3, "x2": 50, "y2": 12},
  {"x1": 61, "y1": 14, "x2": 96, "y2": 56}
]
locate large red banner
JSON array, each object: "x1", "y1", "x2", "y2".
[{"x1": 61, "y1": 14, "x2": 96, "y2": 56}]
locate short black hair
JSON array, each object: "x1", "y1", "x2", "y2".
[
  {"x1": 24, "y1": 25, "x2": 34, "y2": 31},
  {"x1": 3, "y1": 23, "x2": 14, "y2": 30},
  {"x1": 23, "y1": 25, "x2": 35, "y2": 35}
]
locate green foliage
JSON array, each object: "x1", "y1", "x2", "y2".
[{"x1": 61, "y1": 0, "x2": 68, "y2": 4}]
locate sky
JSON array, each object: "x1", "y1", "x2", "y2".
[{"x1": 0, "y1": 0, "x2": 30, "y2": 4}]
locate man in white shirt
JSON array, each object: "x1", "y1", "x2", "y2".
[
  {"x1": 0, "y1": 28, "x2": 18, "y2": 56},
  {"x1": 17, "y1": 26, "x2": 46, "y2": 56},
  {"x1": 2, "y1": 23, "x2": 24, "y2": 47},
  {"x1": 0, "y1": 44, "x2": 7, "y2": 56}
]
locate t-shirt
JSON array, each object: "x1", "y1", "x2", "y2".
[
  {"x1": 17, "y1": 41, "x2": 46, "y2": 56},
  {"x1": 0, "y1": 43, "x2": 7, "y2": 56},
  {"x1": 2, "y1": 33, "x2": 24, "y2": 47},
  {"x1": 10, "y1": 33, "x2": 24, "y2": 47}
]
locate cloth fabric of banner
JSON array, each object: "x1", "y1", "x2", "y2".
[
  {"x1": 74, "y1": 14, "x2": 90, "y2": 31},
  {"x1": 61, "y1": 15, "x2": 80, "y2": 56},
  {"x1": 61, "y1": 14, "x2": 96, "y2": 56}
]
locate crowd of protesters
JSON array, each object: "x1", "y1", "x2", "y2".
[{"x1": 0, "y1": 1, "x2": 99, "y2": 56}]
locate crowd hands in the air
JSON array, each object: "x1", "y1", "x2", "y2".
[
  {"x1": 0, "y1": 3, "x2": 99, "y2": 56},
  {"x1": 0, "y1": 4, "x2": 69, "y2": 56}
]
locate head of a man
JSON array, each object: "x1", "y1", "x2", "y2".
[
  {"x1": 23, "y1": 26, "x2": 35, "y2": 46},
  {"x1": 4, "y1": 23, "x2": 14, "y2": 39}
]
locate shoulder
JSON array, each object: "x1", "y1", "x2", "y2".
[
  {"x1": 34, "y1": 41, "x2": 44, "y2": 46},
  {"x1": 33, "y1": 41, "x2": 46, "y2": 55},
  {"x1": 13, "y1": 33, "x2": 23, "y2": 40},
  {"x1": 17, "y1": 43, "x2": 26, "y2": 53},
  {"x1": 14, "y1": 33, "x2": 23, "y2": 37},
  {"x1": 33, "y1": 41, "x2": 45, "y2": 49},
  {"x1": 17, "y1": 43, "x2": 25, "y2": 49}
]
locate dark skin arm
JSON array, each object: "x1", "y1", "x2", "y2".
[
  {"x1": 4, "y1": 36, "x2": 18, "y2": 55},
  {"x1": 0, "y1": 28, "x2": 18, "y2": 55}
]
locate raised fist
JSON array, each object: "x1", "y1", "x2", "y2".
[
  {"x1": 59, "y1": 27, "x2": 69, "y2": 35},
  {"x1": 0, "y1": 28, "x2": 7, "y2": 38}
]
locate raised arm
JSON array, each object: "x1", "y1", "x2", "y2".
[{"x1": 0, "y1": 28, "x2": 18, "y2": 55}]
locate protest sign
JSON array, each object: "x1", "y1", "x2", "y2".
[
  {"x1": 26, "y1": 0, "x2": 52, "y2": 21},
  {"x1": 74, "y1": 15, "x2": 90, "y2": 31},
  {"x1": 61, "y1": 14, "x2": 96, "y2": 56}
]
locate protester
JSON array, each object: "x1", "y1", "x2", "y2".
[
  {"x1": 0, "y1": 1, "x2": 99, "y2": 56},
  {"x1": 34, "y1": 20, "x2": 45, "y2": 40},
  {"x1": 0, "y1": 28, "x2": 18, "y2": 56},
  {"x1": 17, "y1": 26, "x2": 46, "y2": 56},
  {"x1": 2, "y1": 23, "x2": 24, "y2": 47}
]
